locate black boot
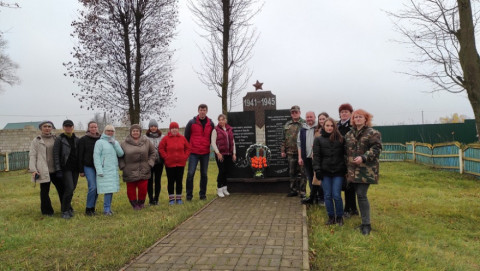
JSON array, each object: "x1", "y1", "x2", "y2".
[
  {"x1": 361, "y1": 224, "x2": 371, "y2": 235},
  {"x1": 129, "y1": 200, "x2": 138, "y2": 210},
  {"x1": 85, "y1": 207, "x2": 95, "y2": 216},
  {"x1": 336, "y1": 216, "x2": 344, "y2": 226},
  {"x1": 137, "y1": 200, "x2": 145, "y2": 209},
  {"x1": 325, "y1": 216, "x2": 336, "y2": 225},
  {"x1": 302, "y1": 185, "x2": 318, "y2": 205}
]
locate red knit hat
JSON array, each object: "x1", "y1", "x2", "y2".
[
  {"x1": 338, "y1": 103, "x2": 353, "y2": 113},
  {"x1": 169, "y1": 122, "x2": 179, "y2": 129}
]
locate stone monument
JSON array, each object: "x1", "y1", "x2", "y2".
[{"x1": 226, "y1": 81, "x2": 291, "y2": 193}]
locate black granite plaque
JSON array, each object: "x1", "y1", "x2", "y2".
[
  {"x1": 227, "y1": 111, "x2": 256, "y2": 178},
  {"x1": 264, "y1": 109, "x2": 291, "y2": 177}
]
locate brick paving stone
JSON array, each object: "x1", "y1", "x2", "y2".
[{"x1": 122, "y1": 194, "x2": 309, "y2": 271}]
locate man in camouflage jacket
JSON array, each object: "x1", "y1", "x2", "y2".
[{"x1": 281, "y1": 105, "x2": 306, "y2": 197}]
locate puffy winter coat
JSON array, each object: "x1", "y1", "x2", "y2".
[
  {"x1": 119, "y1": 135, "x2": 156, "y2": 182},
  {"x1": 93, "y1": 134, "x2": 124, "y2": 194},
  {"x1": 185, "y1": 116, "x2": 214, "y2": 155},
  {"x1": 29, "y1": 135, "x2": 56, "y2": 183},
  {"x1": 312, "y1": 133, "x2": 346, "y2": 178},
  {"x1": 214, "y1": 124, "x2": 234, "y2": 155},
  {"x1": 159, "y1": 132, "x2": 190, "y2": 168},
  {"x1": 345, "y1": 126, "x2": 382, "y2": 184}
]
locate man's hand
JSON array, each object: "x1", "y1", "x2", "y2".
[
  {"x1": 298, "y1": 157, "x2": 304, "y2": 166},
  {"x1": 353, "y1": 156, "x2": 363, "y2": 165},
  {"x1": 281, "y1": 152, "x2": 286, "y2": 158}
]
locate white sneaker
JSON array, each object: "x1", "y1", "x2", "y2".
[
  {"x1": 222, "y1": 186, "x2": 230, "y2": 196},
  {"x1": 217, "y1": 187, "x2": 225, "y2": 197}
]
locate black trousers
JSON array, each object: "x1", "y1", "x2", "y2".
[
  {"x1": 148, "y1": 163, "x2": 164, "y2": 202},
  {"x1": 304, "y1": 158, "x2": 324, "y2": 200},
  {"x1": 166, "y1": 166, "x2": 184, "y2": 195},
  {"x1": 216, "y1": 155, "x2": 233, "y2": 188},
  {"x1": 61, "y1": 170, "x2": 79, "y2": 213},
  {"x1": 344, "y1": 184, "x2": 358, "y2": 213},
  {"x1": 40, "y1": 173, "x2": 64, "y2": 215}
]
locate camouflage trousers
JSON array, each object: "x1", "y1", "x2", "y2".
[{"x1": 287, "y1": 154, "x2": 306, "y2": 196}]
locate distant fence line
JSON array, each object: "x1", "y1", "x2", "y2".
[
  {"x1": 3, "y1": 142, "x2": 480, "y2": 177},
  {"x1": 381, "y1": 142, "x2": 480, "y2": 177}
]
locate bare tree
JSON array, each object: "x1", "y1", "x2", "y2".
[
  {"x1": 390, "y1": 0, "x2": 480, "y2": 140},
  {"x1": 188, "y1": 0, "x2": 262, "y2": 114},
  {"x1": 91, "y1": 112, "x2": 113, "y2": 132},
  {"x1": 0, "y1": 1, "x2": 19, "y2": 8},
  {"x1": 0, "y1": 34, "x2": 20, "y2": 93},
  {"x1": 65, "y1": 0, "x2": 178, "y2": 125}
]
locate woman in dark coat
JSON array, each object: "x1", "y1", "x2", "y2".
[
  {"x1": 313, "y1": 117, "x2": 346, "y2": 226},
  {"x1": 345, "y1": 109, "x2": 382, "y2": 235},
  {"x1": 78, "y1": 121, "x2": 101, "y2": 216},
  {"x1": 53, "y1": 119, "x2": 79, "y2": 219}
]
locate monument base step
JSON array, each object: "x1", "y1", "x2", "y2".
[{"x1": 226, "y1": 177, "x2": 290, "y2": 193}]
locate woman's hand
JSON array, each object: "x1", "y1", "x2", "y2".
[
  {"x1": 216, "y1": 152, "x2": 224, "y2": 162},
  {"x1": 353, "y1": 156, "x2": 363, "y2": 165},
  {"x1": 232, "y1": 154, "x2": 237, "y2": 162}
]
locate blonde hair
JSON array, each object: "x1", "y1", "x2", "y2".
[{"x1": 103, "y1": 125, "x2": 115, "y2": 133}]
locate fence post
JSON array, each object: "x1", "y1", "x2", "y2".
[
  {"x1": 5, "y1": 152, "x2": 9, "y2": 172},
  {"x1": 459, "y1": 148, "x2": 464, "y2": 174},
  {"x1": 412, "y1": 142, "x2": 416, "y2": 163}
]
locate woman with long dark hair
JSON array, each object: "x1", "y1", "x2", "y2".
[{"x1": 313, "y1": 117, "x2": 346, "y2": 226}]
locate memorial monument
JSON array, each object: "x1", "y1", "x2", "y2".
[{"x1": 227, "y1": 81, "x2": 291, "y2": 193}]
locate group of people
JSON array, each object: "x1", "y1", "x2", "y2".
[
  {"x1": 283, "y1": 103, "x2": 382, "y2": 235},
  {"x1": 29, "y1": 104, "x2": 235, "y2": 218},
  {"x1": 28, "y1": 102, "x2": 381, "y2": 235}
]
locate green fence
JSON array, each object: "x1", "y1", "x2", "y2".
[
  {"x1": 0, "y1": 151, "x2": 29, "y2": 171},
  {"x1": 383, "y1": 141, "x2": 480, "y2": 177}
]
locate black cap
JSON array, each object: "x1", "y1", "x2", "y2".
[{"x1": 63, "y1": 119, "x2": 74, "y2": 126}]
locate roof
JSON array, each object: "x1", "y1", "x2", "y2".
[{"x1": 3, "y1": 122, "x2": 43, "y2": 130}]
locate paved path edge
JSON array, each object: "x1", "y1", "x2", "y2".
[
  {"x1": 302, "y1": 204, "x2": 310, "y2": 271},
  {"x1": 119, "y1": 198, "x2": 219, "y2": 271}
]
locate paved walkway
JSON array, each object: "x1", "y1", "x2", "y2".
[{"x1": 122, "y1": 194, "x2": 309, "y2": 271}]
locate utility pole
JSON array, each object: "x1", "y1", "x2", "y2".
[{"x1": 421, "y1": 110, "x2": 424, "y2": 124}]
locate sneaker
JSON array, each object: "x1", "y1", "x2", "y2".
[
  {"x1": 222, "y1": 186, "x2": 230, "y2": 196},
  {"x1": 301, "y1": 197, "x2": 313, "y2": 205},
  {"x1": 176, "y1": 199, "x2": 183, "y2": 205},
  {"x1": 169, "y1": 200, "x2": 175, "y2": 205},
  {"x1": 103, "y1": 211, "x2": 113, "y2": 216},
  {"x1": 286, "y1": 192, "x2": 298, "y2": 197},
  {"x1": 217, "y1": 188, "x2": 225, "y2": 198}
]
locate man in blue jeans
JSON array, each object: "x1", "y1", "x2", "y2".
[{"x1": 184, "y1": 104, "x2": 215, "y2": 201}]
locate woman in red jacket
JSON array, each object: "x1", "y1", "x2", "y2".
[{"x1": 159, "y1": 122, "x2": 190, "y2": 205}]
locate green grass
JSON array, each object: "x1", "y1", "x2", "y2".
[
  {"x1": 0, "y1": 164, "x2": 219, "y2": 270},
  {"x1": 1, "y1": 162, "x2": 480, "y2": 270},
  {"x1": 308, "y1": 162, "x2": 480, "y2": 271}
]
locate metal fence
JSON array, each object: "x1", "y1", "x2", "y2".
[
  {"x1": 0, "y1": 151, "x2": 29, "y2": 171},
  {"x1": 382, "y1": 141, "x2": 480, "y2": 177}
]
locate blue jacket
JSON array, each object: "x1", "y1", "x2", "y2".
[{"x1": 93, "y1": 134, "x2": 124, "y2": 194}]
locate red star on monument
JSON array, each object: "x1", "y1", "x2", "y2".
[{"x1": 253, "y1": 80, "x2": 263, "y2": 91}]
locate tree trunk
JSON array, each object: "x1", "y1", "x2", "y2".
[
  {"x1": 132, "y1": 4, "x2": 143, "y2": 125},
  {"x1": 221, "y1": 0, "x2": 230, "y2": 115},
  {"x1": 457, "y1": 0, "x2": 480, "y2": 142}
]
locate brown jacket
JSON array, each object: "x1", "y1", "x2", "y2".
[{"x1": 119, "y1": 135, "x2": 156, "y2": 182}]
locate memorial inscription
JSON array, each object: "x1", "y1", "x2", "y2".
[{"x1": 265, "y1": 109, "x2": 291, "y2": 177}]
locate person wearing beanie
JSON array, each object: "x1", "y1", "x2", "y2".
[
  {"x1": 53, "y1": 119, "x2": 80, "y2": 219},
  {"x1": 211, "y1": 114, "x2": 236, "y2": 198},
  {"x1": 119, "y1": 124, "x2": 156, "y2": 210},
  {"x1": 93, "y1": 125, "x2": 124, "y2": 215},
  {"x1": 337, "y1": 103, "x2": 359, "y2": 218},
  {"x1": 145, "y1": 119, "x2": 164, "y2": 206},
  {"x1": 184, "y1": 104, "x2": 215, "y2": 201},
  {"x1": 78, "y1": 121, "x2": 101, "y2": 216},
  {"x1": 29, "y1": 121, "x2": 64, "y2": 216},
  {"x1": 159, "y1": 122, "x2": 190, "y2": 205}
]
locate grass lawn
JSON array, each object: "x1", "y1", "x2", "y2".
[
  {"x1": 0, "y1": 165, "x2": 220, "y2": 270},
  {"x1": 1, "y1": 162, "x2": 479, "y2": 270},
  {"x1": 308, "y1": 162, "x2": 480, "y2": 271}
]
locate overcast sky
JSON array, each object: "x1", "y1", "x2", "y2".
[{"x1": 0, "y1": 0, "x2": 474, "y2": 130}]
